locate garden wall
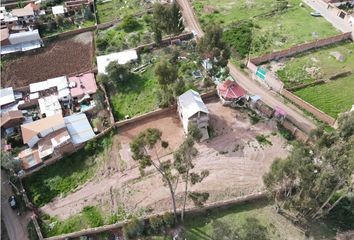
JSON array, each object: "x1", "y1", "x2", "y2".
[
  {"x1": 281, "y1": 89, "x2": 336, "y2": 125},
  {"x1": 43, "y1": 191, "x2": 267, "y2": 240},
  {"x1": 250, "y1": 32, "x2": 352, "y2": 65}
]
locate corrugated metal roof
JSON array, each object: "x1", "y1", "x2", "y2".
[
  {"x1": 96, "y1": 49, "x2": 138, "y2": 74},
  {"x1": 0, "y1": 87, "x2": 15, "y2": 106},
  {"x1": 178, "y1": 89, "x2": 209, "y2": 119},
  {"x1": 64, "y1": 113, "x2": 95, "y2": 144}
]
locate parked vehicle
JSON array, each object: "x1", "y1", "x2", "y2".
[
  {"x1": 8, "y1": 196, "x2": 17, "y2": 209},
  {"x1": 311, "y1": 12, "x2": 321, "y2": 17}
]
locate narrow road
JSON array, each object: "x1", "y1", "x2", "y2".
[
  {"x1": 1, "y1": 170, "x2": 30, "y2": 240},
  {"x1": 176, "y1": 0, "x2": 317, "y2": 133},
  {"x1": 303, "y1": 0, "x2": 352, "y2": 33}
]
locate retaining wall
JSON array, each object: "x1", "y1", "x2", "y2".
[
  {"x1": 281, "y1": 89, "x2": 336, "y2": 125},
  {"x1": 44, "y1": 191, "x2": 267, "y2": 240},
  {"x1": 250, "y1": 32, "x2": 352, "y2": 65}
]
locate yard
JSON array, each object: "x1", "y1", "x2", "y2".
[
  {"x1": 193, "y1": 0, "x2": 339, "y2": 56},
  {"x1": 1, "y1": 32, "x2": 94, "y2": 88},
  {"x1": 294, "y1": 75, "x2": 354, "y2": 118},
  {"x1": 183, "y1": 199, "x2": 336, "y2": 240},
  {"x1": 275, "y1": 41, "x2": 354, "y2": 88},
  {"x1": 95, "y1": 0, "x2": 151, "y2": 23},
  {"x1": 23, "y1": 99, "x2": 290, "y2": 238}
]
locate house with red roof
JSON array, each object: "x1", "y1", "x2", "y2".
[
  {"x1": 68, "y1": 73, "x2": 97, "y2": 99},
  {"x1": 217, "y1": 78, "x2": 246, "y2": 106}
]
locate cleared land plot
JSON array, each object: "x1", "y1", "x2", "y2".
[
  {"x1": 274, "y1": 41, "x2": 354, "y2": 88},
  {"x1": 29, "y1": 99, "x2": 288, "y2": 234},
  {"x1": 294, "y1": 75, "x2": 354, "y2": 118},
  {"x1": 183, "y1": 199, "x2": 336, "y2": 240},
  {"x1": 96, "y1": 0, "x2": 150, "y2": 23},
  {"x1": 1, "y1": 32, "x2": 94, "y2": 88},
  {"x1": 193, "y1": 0, "x2": 339, "y2": 56}
]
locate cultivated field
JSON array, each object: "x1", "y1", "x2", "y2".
[
  {"x1": 193, "y1": 0, "x2": 339, "y2": 56},
  {"x1": 266, "y1": 41, "x2": 354, "y2": 117},
  {"x1": 25, "y1": 99, "x2": 289, "y2": 236},
  {"x1": 1, "y1": 32, "x2": 94, "y2": 88}
]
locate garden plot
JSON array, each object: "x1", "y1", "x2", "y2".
[
  {"x1": 30, "y1": 99, "x2": 289, "y2": 237},
  {"x1": 265, "y1": 41, "x2": 354, "y2": 117},
  {"x1": 106, "y1": 42, "x2": 208, "y2": 120},
  {"x1": 193, "y1": 0, "x2": 339, "y2": 56},
  {"x1": 96, "y1": 0, "x2": 151, "y2": 23},
  {"x1": 1, "y1": 32, "x2": 94, "y2": 88}
]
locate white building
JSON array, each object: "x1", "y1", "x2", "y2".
[
  {"x1": 96, "y1": 49, "x2": 138, "y2": 74},
  {"x1": 177, "y1": 89, "x2": 209, "y2": 141}
]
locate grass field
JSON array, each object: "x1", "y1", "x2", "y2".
[
  {"x1": 294, "y1": 75, "x2": 354, "y2": 118},
  {"x1": 193, "y1": 0, "x2": 339, "y2": 56},
  {"x1": 276, "y1": 41, "x2": 354, "y2": 88},
  {"x1": 109, "y1": 66, "x2": 159, "y2": 120},
  {"x1": 23, "y1": 133, "x2": 114, "y2": 207},
  {"x1": 96, "y1": 0, "x2": 150, "y2": 23},
  {"x1": 183, "y1": 200, "x2": 336, "y2": 240}
]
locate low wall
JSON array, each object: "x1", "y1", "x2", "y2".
[
  {"x1": 281, "y1": 89, "x2": 336, "y2": 125},
  {"x1": 287, "y1": 79, "x2": 325, "y2": 91},
  {"x1": 44, "y1": 191, "x2": 267, "y2": 240},
  {"x1": 42, "y1": 26, "x2": 97, "y2": 42},
  {"x1": 282, "y1": 119, "x2": 310, "y2": 143},
  {"x1": 250, "y1": 32, "x2": 352, "y2": 65}
]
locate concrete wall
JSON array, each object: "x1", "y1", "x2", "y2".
[{"x1": 281, "y1": 89, "x2": 336, "y2": 125}]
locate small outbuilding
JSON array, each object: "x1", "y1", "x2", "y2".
[
  {"x1": 64, "y1": 113, "x2": 95, "y2": 144},
  {"x1": 217, "y1": 78, "x2": 246, "y2": 105},
  {"x1": 0, "y1": 87, "x2": 15, "y2": 107},
  {"x1": 177, "y1": 89, "x2": 209, "y2": 141}
]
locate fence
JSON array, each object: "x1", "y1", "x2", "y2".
[
  {"x1": 281, "y1": 89, "x2": 336, "y2": 125},
  {"x1": 250, "y1": 32, "x2": 352, "y2": 65},
  {"x1": 43, "y1": 191, "x2": 267, "y2": 240}
]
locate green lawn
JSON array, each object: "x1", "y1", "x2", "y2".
[
  {"x1": 96, "y1": 0, "x2": 149, "y2": 23},
  {"x1": 183, "y1": 200, "x2": 336, "y2": 240},
  {"x1": 294, "y1": 75, "x2": 354, "y2": 118},
  {"x1": 276, "y1": 41, "x2": 354, "y2": 88},
  {"x1": 23, "y1": 133, "x2": 113, "y2": 207},
  {"x1": 110, "y1": 65, "x2": 159, "y2": 120},
  {"x1": 193, "y1": 0, "x2": 339, "y2": 56}
]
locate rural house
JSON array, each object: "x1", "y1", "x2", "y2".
[
  {"x1": 64, "y1": 0, "x2": 93, "y2": 13},
  {"x1": 217, "y1": 78, "x2": 246, "y2": 105},
  {"x1": 0, "y1": 29, "x2": 43, "y2": 55},
  {"x1": 178, "y1": 89, "x2": 209, "y2": 141}
]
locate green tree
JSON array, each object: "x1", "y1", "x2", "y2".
[
  {"x1": 166, "y1": 3, "x2": 184, "y2": 36},
  {"x1": 1, "y1": 151, "x2": 21, "y2": 173},
  {"x1": 105, "y1": 61, "x2": 132, "y2": 84},
  {"x1": 130, "y1": 128, "x2": 179, "y2": 222},
  {"x1": 188, "y1": 122, "x2": 203, "y2": 142},
  {"x1": 155, "y1": 59, "x2": 178, "y2": 86},
  {"x1": 83, "y1": 6, "x2": 94, "y2": 21},
  {"x1": 198, "y1": 25, "x2": 231, "y2": 75},
  {"x1": 263, "y1": 112, "x2": 354, "y2": 221},
  {"x1": 173, "y1": 136, "x2": 209, "y2": 221}
]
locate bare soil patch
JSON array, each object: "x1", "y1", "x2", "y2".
[
  {"x1": 1, "y1": 32, "x2": 94, "y2": 88},
  {"x1": 40, "y1": 100, "x2": 289, "y2": 220}
]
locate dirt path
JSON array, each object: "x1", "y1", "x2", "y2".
[
  {"x1": 176, "y1": 0, "x2": 317, "y2": 134},
  {"x1": 1, "y1": 170, "x2": 31, "y2": 240},
  {"x1": 41, "y1": 101, "x2": 289, "y2": 219}
]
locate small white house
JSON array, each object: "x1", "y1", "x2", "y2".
[{"x1": 177, "y1": 89, "x2": 209, "y2": 141}]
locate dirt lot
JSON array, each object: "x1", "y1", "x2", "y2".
[
  {"x1": 1, "y1": 32, "x2": 94, "y2": 88},
  {"x1": 41, "y1": 99, "x2": 289, "y2": 220}
]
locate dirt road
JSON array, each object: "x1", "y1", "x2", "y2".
[
  {"x1": 41, "y1": 100, "x2": 289, "y2": 219},
  {"x1": 176, "y1": 0, "x2": 317, "y2": 134},
  {"x1": 1, "y1": 170, "x2": 31, "y2": 240}
]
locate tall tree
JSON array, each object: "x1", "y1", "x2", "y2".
[
  {"x1": 263, "y1": 112, "x2": 354, "y2": 221},
  {"x1": 167, "y1": 3, "x2": 184, "y2": 36},
  {"x1": 155, "y1": 59, "x2": 178, "y2": 86},
  {"x1": 174, "y1": 131, "x2": 209, "y2": 222},
  {"x1": 130, "y1": 128, "x2": 179, "y2": 222},
  {"x1": 198, "y1": 25, "x2": 231, "y2": 75},
  {"x1": 1, "y1": 151, "x2": 21, "y2": 173},
  {"x1": 105, "y1": 62, "x2": 132, "y2": 85}
]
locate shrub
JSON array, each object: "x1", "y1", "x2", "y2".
[
  {"x1": 122, "y1": 217, "x2": 145, "y2": 239},
  {"x1": 256, "y1": 135, "x2": 272, "y2": 146},
  {"x1": 27, "y1": 220, "x2": 39, "y2": 240},
  {"x1": 149, "y1": 215, "x2": 165, "y2": 233},
  {"x1": 223, "y1": 21, "x2": 254, "y2": 58},
  {"x1": 120, "y1": 15, "x2": 141, "y2": 32},
  {"x1": 277, "y1": 123, "x2": 295, "y2": 141},
  {"x1": 162, "y1": 212, "x2": 174, "y2": 227},
  {"x1": 82, "y1": 206, "x2": 104, "y2": 227}
]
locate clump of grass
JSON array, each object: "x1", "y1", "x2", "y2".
[{"x1": 256, "y1": 135, "x2": 272, "y2": 146}]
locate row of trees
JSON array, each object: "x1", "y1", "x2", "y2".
[
  {"x1": 130, "y1": 124, "x2": 209, "y2": 223},
  {"x1": 263, "y1": 112, "x2": 354, "y2": 225}
]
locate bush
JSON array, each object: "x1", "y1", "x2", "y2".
[
  {"x1": 27, "y1": 220, "x2": 39, "y2": 240},
  {"x1": 122, "y1": 217, "x2": 145, "y2": 239},
  {"x1": 120, "y1": 15, "x2": 141, "y2": 32},
  {"x1": 277, "y1": 123, "x2": 295, "y2": 141},
  {"x1": 162, "y1": 212, "x2": 174, "y2": 227},
  {"x1": 82, "y1": 206, "x2": 104, "y2": 227},
  {"x1": 223, "y1": 21, "x2": 254, "y2": 58},
  {"x1": 149, "y1": 215, "x2": 165, "y2": 233}
]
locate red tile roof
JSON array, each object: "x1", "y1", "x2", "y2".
[{"x1": 218, "y1": 79, "x2": 245, "y2": 100}]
